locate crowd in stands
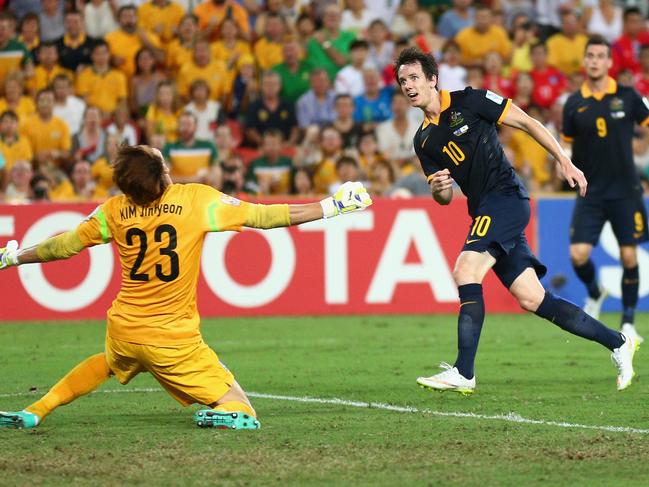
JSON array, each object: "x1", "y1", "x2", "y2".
[{"x1": 0, "y1": 0, "x2": 649, "y2": 204}]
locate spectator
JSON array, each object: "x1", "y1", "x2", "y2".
[
  {"x1": 106, "y1": 102, "x2": 138, "y2": 146},
  {"x1": 466, "y1": 65, "x2": 485, "y2": 88},
  {"x1": 332, "y1": 94, "x2": 364, "y2": 150},
  {"x1": 391, "y1": 0, "x2": 419, "y2": 40},
  {"x1": 243, "y1": 69, "x2": 297, "y2": 146},
  {"x1": 39, "y1": 0, "x2": 64, "y2": 42},
  {"x1": 72, "y1": 106, "x2": 106, "y2": 164},
  {"x1": 26, "y1": 41, "x2": 72, "y2": 95},
  {"x1": 162, "y1": 111, "x2": 219, "y2": 184},
  {"x1": 306, "y1": 4, "x2": 356, "y2": 81},
  {"x1": 53, "y1": 73, "x2": 86, "y2": 135},
  {"x1": 20, "y1": 88, "x2": 71, "y2": 168},
  {"x1": 546, "y1": 11, "x2": 588, "y2": 75},
  {"x1": 105, "y1": 5, "x2": 163, "y2": 79},
  {"x1": 295, "y1": 12, "x2": 316, "y2": 44},
  {"x1": 635, "y1": 45, "x2": 649, "y2": 96},
  {"x1": 75, "y1": 41, "x2": 128, "y2": 118},
  {"x1": 295, "y1": 125, "x2": 343, "y2": 194},
  {"x1": 227, "y1": 55, "x2": 260, "y2": 119},
  {"x1": 246, "y1": 129, "x2": 293, "y2": 195},
  {"x1": 213, "y1": 124, "x2": 236, "y2": 165},
  {"x1": 437, "y1": 0, "x2": 475, "y2": 39},
  {"x1": 56, "y1": 10, "x2": 96, "y2": 72},
  {"x1": 356, "y1": 130, "x2": 387, "y2": 176},
  {"x1": 146, "y1": 80, "x2": 180, "y2": 144},
  {"x1": 482, "y1": 52, "x2": 514, "y2": 98},
  {"x1": 176, "y1": 39, "x2": 229, "y2": 101},
  {"x1": 366, "y1": 19, "x2": 394, "y2": 72},
  {"x1": 51, "y1": 159, "x2": 107, "y2": 201},
  {"x1": 512, "y1": 72, "x2": 534, "y2": 111},
  {"x1": 612, "y1": 7, "x2": 649, "y2": 77},
  {"x1": 84, "y1": 0, "x2": 118, "y2": 39},
  {"x1": 340, "y1": 0, "x2": 374, "y2": 36},
  {"x1": 165, "y1": 14, "x2": 199, "y2": 74},
  {"x1": 220, "y1": 154, "x2": 248, "y2": 196},
  {"x1": 438, "y1": 41, "x2": 468, "y2": 92},
  {"x1": 30, "y1": 173, "x2": 52, "y2": 202},
  {"x1": 290, "y1": 166, "x2": 315, "y2": 197},
  {"x1": 0, "y1": 111, "x2": 33, "y2": 173},
  {"x1": 211, "y1": 17, "x2": 251, "y2": 74},
  {"x1": 129, "y1": 47, "x2": 167, "y2": 117},
  {"x1": 368, "y1": 158, "x2": 395, "y2": 197},
  {"x1": 0, "y1": 13, "x2": 34, "y2": 89},
  {"x1": 4, "y1": 160, "x2": 33, "y2": 203},
  {"x1": 412, "y1": 10, "x2": 445, "y2": 60},
  {"x1": 584, "y1": 0, "x2": 622, "y2": 43},
  {"x1": 0, "y1": 74, "x2": 36, "y2": 124},
  {"x1": 389, "y1": 164, "x2": 430, "y2": 197},
  {"x1": 335, "y1": 39, "x2": 370, "y2": 98},
  {"x1": 138, "y1": 0, "x2": 186, "y2": 45},
  {"x1": 329, "y1": 155, "x2": 362, "y2": 193},
  {"x1": 194, "y1": 0, "x2": 250, "y2": 42},
  {"x1": 272, "y1": 39, "x2": 312, "y2": 104},
  {"x1": 529, "y1": 41, "x2": 567, "y2": 109},
  {"x1": 185, "y1": 79, "x2": 224, "y2": 141},
  {"x1": 7, "y1": 1, "x2": 40, "y2": 21},
  {"x1": 353, "y1": 68, "x2": 393, "y2": 125},
  {"x1": 297, "y1": 68, "x2": 337, "y2": 129},
  {"x1": 509, "y1": 14, "x2": 535, "y2": 73},
  {"x1": 254, "y1": 13, "x2": 286, "y2": 71},
  {"x1": 382, "y1": 38, "x2": 409, "y2": 89},
  {"x1": 254, "y1": 0, "x2": 283, "y2": 37},
  {"x1": 535, "y1": 0, "x2": 566, "y2": 41},
  {"x1": 376, "y1": 93, "x2": 419, "y2": 169},
  {"x1": 455, "y1": 4, "x2": 512, "y2": 67},
  {"x1": 18, "y1": 12, "x2": 40, "y2": 52}
]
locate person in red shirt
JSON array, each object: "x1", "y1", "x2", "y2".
[
  {"x1": 529, "y1": 41, "x2": 567, "y2": 109},
  {"x1": 611, "y1": 7, "x2": 649, "y2": 76},
  {"x1": 634, "y1": 44, "x2": 649, "y2": 96},
  {"x1": 482, "y1": 51, "x2": 514, "y2": 98}
]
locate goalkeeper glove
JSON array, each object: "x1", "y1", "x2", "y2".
[
  {"x1": 320, "y1": 181, "x2": 373, "y2": 219},
  {"x1": 0, "y1": 240, "x2": 19, "y2": 270}
]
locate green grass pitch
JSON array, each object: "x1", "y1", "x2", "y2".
[{"x1": 2, "y1": 314, "x2": 649, "y2": 486}]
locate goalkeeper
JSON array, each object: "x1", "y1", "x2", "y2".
[{"x1": 0, "y1": 145, "x2": 372, "y2": 430}]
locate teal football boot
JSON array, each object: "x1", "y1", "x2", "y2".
[
  {"x1": 193, "y1": 410, "x2": 260, "y2": 430},
  {"x1": 0, "y1": 411, "x2": 40, "y2": 429}
]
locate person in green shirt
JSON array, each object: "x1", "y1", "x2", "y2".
[
  {"x1": 272, "y1": 39, "x2": 312, "y2": 104},
  {"x1": 246, "y1": 128, "x2": 294, "y2": 195},
  {"x1": 305, "y1": 4, "x2": 356, "y2": 81}
]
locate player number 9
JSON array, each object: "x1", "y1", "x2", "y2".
[{"x1": 595, "y1": 117, "x2": 607, "y2": 138}]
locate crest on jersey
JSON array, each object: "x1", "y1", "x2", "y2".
[
  {"x1": 449, "y1": 111, "x2": 464, "y2": 127},
  {"x1": 610, "y1": 97, "x2": 624, "y2": 111},
  {"x1": 220, "y1": 194, "x2": 241, "y2": 206}
]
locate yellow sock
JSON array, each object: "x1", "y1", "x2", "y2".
[
  {"x1": 26, "y1": 353, "x2": 111, "y2": 420},
  {"x1": 214, "y1": 401, "x2": 256, "y2": 418}
]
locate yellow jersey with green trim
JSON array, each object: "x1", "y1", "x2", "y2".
[{"x1": 75, "y1": 183, "x2": 260, "y2": 346}]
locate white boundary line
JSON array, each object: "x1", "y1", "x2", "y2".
[{"x1": 1, "y1": 387, "x2": 648, "y2": 435}]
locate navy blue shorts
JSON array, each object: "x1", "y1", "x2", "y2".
[
  {"x1": 462, "y1": 193, "x2": 547, "y2": 288},
  {"x1": 570, "y1": 195, "x2": 649, "y2": 246}
]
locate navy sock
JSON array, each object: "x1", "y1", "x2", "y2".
[
  {"x1": 453, "y1": 284, "x2": 485, "y2": 379},
  {"x1": 535, "y1": 292, "x2": 624, "y2": 350},
  {"x1": 621, "y1": 266, "x2": 639, "y2": 325},
  {"x1": 573, "y1": 260, "x2": 600, "y2": 299}
]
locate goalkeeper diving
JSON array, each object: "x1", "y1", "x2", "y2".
[{"x1": 0, "y1": 145, "x2": 372, "y2": 430}]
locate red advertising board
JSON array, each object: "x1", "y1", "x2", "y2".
[{"x1": 0, "y1": 199, "x2": 533, "y2": 321}]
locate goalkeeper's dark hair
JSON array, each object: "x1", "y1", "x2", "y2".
[
  {"x1": 394, "y1": 47, "x2": 439, "y2": 84},
  {"x1": 585, "y1": 35, "x2": 611, "y2": 57},
  {"x1": 113, "y1": 145, "x2": 169, "y2": 206}
]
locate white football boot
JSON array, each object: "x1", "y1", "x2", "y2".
[
  {"x1": 417, "y1": 362, "x2": 475, "y2": 395},
  {"x1": 611, "y1": 333, "x2": 637, "y2": 391},
  {"x1": 621, "y1": 323, "x2": 644, "y2": 347},
  {"x1": 584, "y1": 286, "x2": 608, "y2": 320}
]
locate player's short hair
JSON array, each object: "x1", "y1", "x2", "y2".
[
  {"x1": 113, "y1": 145, "x2": 169, "y2": 206},
  {"x1": 394, "y1": 47, "x2": 439, "y2": 83},
  {"x1": 585, "y1": 35, "x2": 611, "y2": 57}
]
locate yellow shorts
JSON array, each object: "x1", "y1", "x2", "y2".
[{"x1": 105, "y1": 334, "x2": 235, "y2": 407}]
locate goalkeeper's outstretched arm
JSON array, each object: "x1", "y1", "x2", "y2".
[{"x1": 1, "y1": 230, "x2": 86, "y2": 267}]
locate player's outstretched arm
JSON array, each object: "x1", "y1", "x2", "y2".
[
  {"x1": 500, "y1": 103, "x2": 587, "y2": 196},
  {"x1": 0, "y1": 231, "x2": 86, "y2": 269},
  {"x1": 243, "y1": 181, "x2": 373, "y2": 229}
]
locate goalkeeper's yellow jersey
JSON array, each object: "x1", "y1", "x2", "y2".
[{"x1": 75, "y1": 183, "x2": 268, "y2": 346}]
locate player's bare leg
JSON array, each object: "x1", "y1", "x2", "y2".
[
  {"x1": 193, "y1": 381, "x2": 260, "y2": 430},
  {"x1": 417, "y1": 251, "x2": 495, "y2": 394},
  {"x1": 619, "y1": 245, "x2": 643, "y2": 344},
  {"x1": 510, "y1": 267, "x2": 636, "y2": 390},
  {"x1": 570, "y1": 243, "x2": 608, "y2": 320}
]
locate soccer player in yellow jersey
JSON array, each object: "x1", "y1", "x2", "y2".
[{"x1": 0, "y1": 145, "x2": 372, "y2": 430}]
